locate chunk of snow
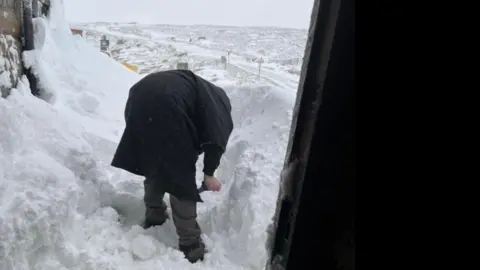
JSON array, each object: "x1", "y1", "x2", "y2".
[
  {"x1": 78, "y1": 92, "x2": 100, "y2": 113},
  {"x1": 131, "y1": 235, "x2": 158, "y2": 260},
  {"x1": 0, "y1": 70, "x2": 12, "y2": 88}
]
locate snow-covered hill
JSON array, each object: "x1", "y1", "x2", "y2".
[{"x1": 75, "y1": 22, "x2": 305, "y2": 88}]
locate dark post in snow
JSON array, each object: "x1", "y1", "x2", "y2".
[
  {"x1": 32, "y1": 0, "x2": 38, "y2": 18},
  {"x1": 227, "y1": 49, "x2": 231, "y2": 63},
  {"x1": 41, "y1": 1, "x2": 50, "y2": 16},
  {"x1": 258, "y1": 57, "x2": 264, "y2": 77},
  {"x1": 100, "y1": 35, "x2": 110, "y2": 52},
  {"x1": 23, "y1": 0, "x2": 35, "y2": 51},
  {"x1": 23, "y1": 0, "x2": 39, "y2": 96},
  {"x1": 221, "y1": 56, "x2": 227, "y2": 69}
]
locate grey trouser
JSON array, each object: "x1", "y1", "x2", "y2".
[{"x1": 144, "y1": 180, "x2": 202, "y2": 246}]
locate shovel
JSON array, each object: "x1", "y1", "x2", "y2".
[{"x1": 198, "y1": 181, "x2": 209, "y2": 193}]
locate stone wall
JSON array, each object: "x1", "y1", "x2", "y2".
[{"x1": 0, "y1": 4, "x2": 23, "y2": 97}]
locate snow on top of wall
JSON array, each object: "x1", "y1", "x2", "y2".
[{"x1": 0, "y1": 35, "x2": 21, "y2": 97}]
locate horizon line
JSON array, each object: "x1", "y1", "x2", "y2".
[{"x1": 68, "y1": 21, "x2": 309, "y2": 31}]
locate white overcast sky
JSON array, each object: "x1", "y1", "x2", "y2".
[{"x1": 63, "y1": 0, "x2": 314, "y2": 29}]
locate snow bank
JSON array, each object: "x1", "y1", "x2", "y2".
[
  {"x1": 0, "y1": 80, "x2": 293, "y2": 270},
  {"x1": 0, "y1": 1, "x2": 139, "y2": 269},
  {"x1": 0, "y1": 77, "x2": 113, "y2": 269},
  {"x1": 193, "y1": 83, "x2": 295, "y2": 268},
  {"x1": 0, "y1": 1, "x2": 296, "y2": 269},
  {"x1": 23, "y1": 7, "x2": 139, "y2": 142}
]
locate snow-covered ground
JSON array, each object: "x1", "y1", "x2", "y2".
[{"x1": 0, "y1": 1, "x2": 299, "y2": 269}]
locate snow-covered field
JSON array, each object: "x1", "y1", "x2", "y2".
[
  {"x1": 75, "y1": 22, "x2": 305, "y2": 89},
  {"x1": 0, "y1": 1, "x2": 302, "y2": 269}
]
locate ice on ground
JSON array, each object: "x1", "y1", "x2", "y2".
[{"x1": 0, "y1": 1, "x2": 296, "y2": 269}]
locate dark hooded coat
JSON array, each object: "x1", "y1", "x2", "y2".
[{"x1": 111, "y1": 70, "x2": 233, "y2": 202}]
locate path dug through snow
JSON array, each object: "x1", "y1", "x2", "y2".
[{"x1": 0, "y1": 1, "x2": 296, "y2": 269}]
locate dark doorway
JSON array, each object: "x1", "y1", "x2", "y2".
[{"x1": 268, "y1": 0, "x2": 355, "y2": 269}]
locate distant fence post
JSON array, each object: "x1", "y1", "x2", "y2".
[
  {"x1": 257, "y1": 57, "x2": 264, "y2": 78},
  {"x1": 100, "y1": 35, "x2": 110, "y2": 52},
  {"x1": 221, "y1": 56, "x2": 227, "y2": 69},
  {"x1": 177, "y1": 62, "x2": 189, "y2": 70}
]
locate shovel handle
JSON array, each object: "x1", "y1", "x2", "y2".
[{"x1": 198, "y1": 181, "x2": 209, "y2": 193}]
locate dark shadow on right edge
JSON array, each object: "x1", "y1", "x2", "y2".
[{"x1": 268, "y1": 0, "x2": 355, "y2": 269}]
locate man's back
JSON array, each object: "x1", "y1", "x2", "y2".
[
  {"x1": 127, "y1": 70, "x2": 198, "y2": 118},
  {"x1": 127, "y1": 69, "x2": 232, "y2": 151},
  {"x1": 112, "y1": 69, "x2": 233, "y2": 201}
]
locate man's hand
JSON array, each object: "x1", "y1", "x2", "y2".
[{"x1": 204, "y1": 174, "x2": 221, "y2": 192}]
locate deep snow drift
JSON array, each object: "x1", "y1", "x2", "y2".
[{"x1": 0, "y1": 1, "x2": 296, "y2": 269}]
